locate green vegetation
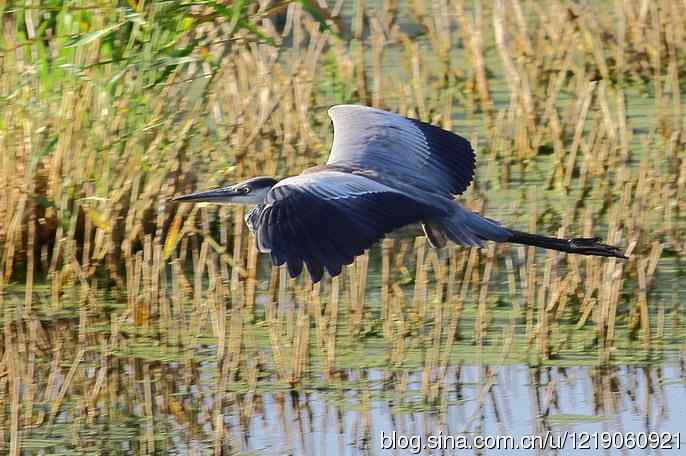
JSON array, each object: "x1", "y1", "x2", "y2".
[{"x1": 0, "y1": 0, "x2": 684, "y2": 454}]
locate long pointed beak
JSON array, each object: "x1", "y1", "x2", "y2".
[{"x1": 172, "y1": 187, "x2": 239, "y2": 203}]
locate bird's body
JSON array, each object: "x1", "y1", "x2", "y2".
[{"x1": 175, "y1": 105, "x2": 626, "y2": 282}]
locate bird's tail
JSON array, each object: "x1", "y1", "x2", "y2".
[
  {"x1": 424, "y1": 208, "x2": 627, "y2": 259},
  {"x1": 422, "y1": 206, "x2": 511, "y2": 248}
]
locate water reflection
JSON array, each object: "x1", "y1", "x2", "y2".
[
  {"x1": 3, "y1": 295, "x2": 684, "y2": 455},
  {"x1": 241, "y1": 365, "x2": 684, "y2": 455}
]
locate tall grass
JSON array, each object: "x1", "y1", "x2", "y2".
[{"x1": 0, "y1": 0, "x2": 685, "y2": 453}]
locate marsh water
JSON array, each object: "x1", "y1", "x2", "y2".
[
  {"x1": 5, "y1": 274, "x2": 685, "y2": 455},
  {"x1": 2, "y1": 1, "x2": 686, "y2": 455}
]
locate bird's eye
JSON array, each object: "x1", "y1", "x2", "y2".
[{"x1": 241, "y1": 187, "x2": 251, "y2": 194}]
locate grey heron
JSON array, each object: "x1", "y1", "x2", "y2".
[{"x1": 174, "y1": 105, "x2": 627, "y2": 283}]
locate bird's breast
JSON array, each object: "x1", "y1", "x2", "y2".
[{"x1": 244, "y1": 205, "x2": 263, "y2": 235}]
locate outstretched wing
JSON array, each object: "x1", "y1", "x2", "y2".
[
  {"x1": 327, "y1": 105, "x2": 475, "y2": 196},
  {"x1": 252, "y1": 171, "x2": 445, "y2": 282}
]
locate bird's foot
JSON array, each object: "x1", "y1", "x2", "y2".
[{"x1": 568, "y1": 237, "x2": 628, "y2": 259}]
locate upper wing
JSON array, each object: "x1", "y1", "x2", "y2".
[
  {"x1": 252, "y1": 171, "x2": 445, "y2": 282},
  {"x1": 327, "y1": 105, "x2": 475, "y2": 196}
]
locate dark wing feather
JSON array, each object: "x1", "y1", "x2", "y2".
[
  {"x1": 252, "y1": 171, "x2": 445, "y2": 282},
  {"x1": 327, "y1": 105, "x2": 475, "y2": 196}
]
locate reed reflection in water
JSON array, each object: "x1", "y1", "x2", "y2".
[{"x1": 240, "y1": 365, "x2": 685, "y2": 456}]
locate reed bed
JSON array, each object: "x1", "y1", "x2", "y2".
[{"x1": 0, "y1": 0, "x2": 685, "y2": 453}]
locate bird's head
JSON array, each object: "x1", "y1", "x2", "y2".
[{"x1": 173, "y1": 176, "x2": 278, "y2": 205}]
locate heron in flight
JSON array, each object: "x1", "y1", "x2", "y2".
[{"x1": 174, "y1": 105, "x2": 626, "y2": 282}]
